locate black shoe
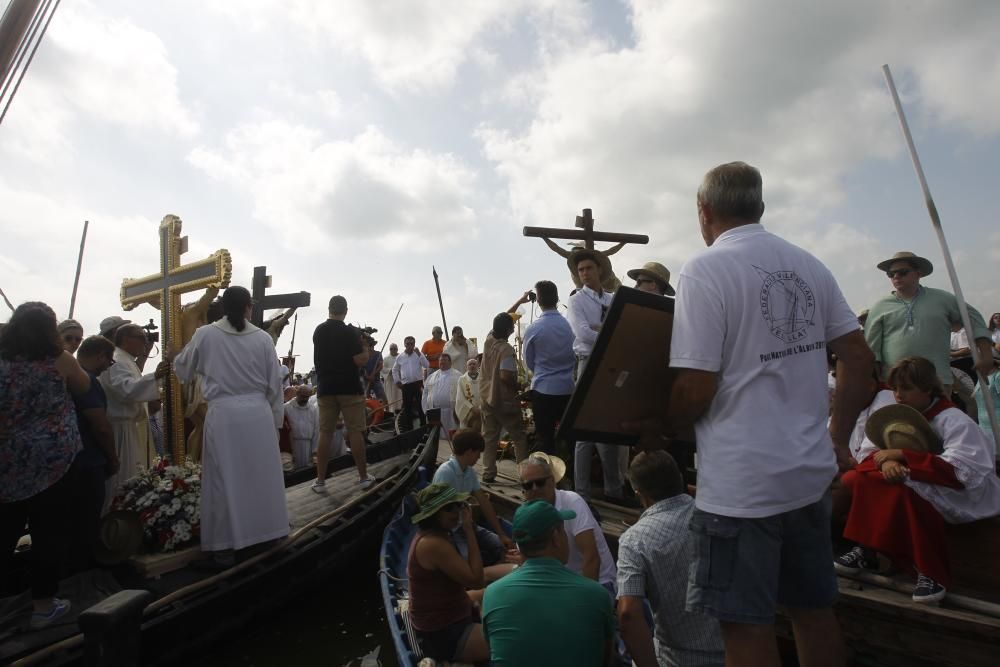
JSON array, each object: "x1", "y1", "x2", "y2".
[
  {"x1": 912, "y1": 573, "x2": 946, "y2": 603},
  {"x1": 482, "y1": 473, "x2": 497, "y2": 484},
  {"x1": 834, "y1": 546, "x2": 877, "y2": 574}
]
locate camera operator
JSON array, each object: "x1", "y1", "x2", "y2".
[{"x1": 522, "y1": 281, "x2": 576, "y2": 456}]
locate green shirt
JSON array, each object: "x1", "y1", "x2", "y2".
[
  {"x1": 865, "y1": 286, "x2": 990, "y2": 384},
  {"x1": 482, "y1": 557, "x2": 614, "y2": 667}
]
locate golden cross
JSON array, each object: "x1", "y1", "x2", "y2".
[{"x1": 120, "y1": 215, "x2": 232, "y2": 462}]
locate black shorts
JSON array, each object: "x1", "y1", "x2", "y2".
[{"x1": 417, "y1": 615, "x2": 477, "y2": 661}]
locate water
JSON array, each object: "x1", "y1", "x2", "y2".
[{"x1": 192, "y1": 545, "x2": 398, "y2": 667}]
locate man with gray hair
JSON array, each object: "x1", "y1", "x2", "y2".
[
  {"x1": 657, "y1": 162, "x2": 875, "y2": 666},
  {"x1": 617, "y1": 451, "x2": 723, "y2": 667}
]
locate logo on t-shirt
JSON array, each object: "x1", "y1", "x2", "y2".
[{"x1": 754, "y1": 266, "x2": 816, "y2": 343}]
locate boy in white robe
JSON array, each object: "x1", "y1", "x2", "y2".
[
  {"x1": 285, "y1": 385, "x2": 320, "y2": 468},
  {"x1": 422, "y1": 353, "x2": 461, "y2": 433},
  {"x1": 173, "y1": 287, "x2": 289, "y2": 565}
]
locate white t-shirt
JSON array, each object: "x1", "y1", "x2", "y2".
[
  {"x1": 849, "y1": 389, "x2": 896, "y2": 462},
  {"x1": 670, "y1": 224, "x2": 859, "y2": 518},
  {"x1": 555, "y1": 490, "x2": 617, "y2": 586}
]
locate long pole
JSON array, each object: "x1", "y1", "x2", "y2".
[
  {"x1": 378, "y1": 302, "x2": 404, "y2": 356},
  {"x1": 432, "y1": 266, "x2": 449, "y2": 341},
  {"x1": 882, "y1": 64, "x2": 1000, "y2": 449},
  {"x1": 287, "y1": 312, "x2": 298, "y2": 358},
  {"x1": 0, "y1": 285, "x2": 14, "y2": 312},
  {"x1": 67, "y1": 219, "x2": 88, "y2": 318}
]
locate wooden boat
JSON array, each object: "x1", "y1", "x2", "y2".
[
  {"x1": 384, "y1": 445, "x2": 1000, "y2": 667},
  {"x1": 1, "y1": 425, "x2": 440, "y2": 667}
]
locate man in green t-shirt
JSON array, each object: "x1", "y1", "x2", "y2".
[
  {"x1": 482, "y1": 500, "x2": 615, "y2": 667},
  {"x1": 864, "y1": 251, "x2": 992, "y2": 391}
]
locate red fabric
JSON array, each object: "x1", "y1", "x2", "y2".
[
  {"x1": 278, "y1": 414, "x2": 292, "y2": 454},
  {"x1": 843, "y1": 454, "x2": 961, "y2": 585},
  {"x1": 921, "y1": 398, "x2": 957, "y2": 421}
]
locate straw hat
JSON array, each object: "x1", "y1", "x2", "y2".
[
  {"x1": 95, "y1": 510, "x2": 145, "y2": 565},
  {"x1": 566, "y1": 248, "x2": 613, "y2": 286},
  {"x1": 411, "y1": 483, "x2": 471, "y2": 523},
  {"x1": 864, "y1": 404, "x2": 942, "y2": 455},
  {"x1": 876, "y1": 251, "x2": 933, "y2": 277},
  {"x1": 525, "y1": 452, "x2": 567, "y2": 484},
  {"x1": 626, "y1": 262, "x2": 675, "y2": 296}
]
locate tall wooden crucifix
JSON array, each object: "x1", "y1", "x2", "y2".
[
  {"x1": 250, "y1": 265, "x2": 311, "y2": 337},
  {"x1": 523, "y1": 208, "x2": 649, "y2": 291},
  {"x1": 120, "y1": 215, "x2": 232, "y2": 463}
]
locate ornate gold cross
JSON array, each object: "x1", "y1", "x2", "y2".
[{"x1": 120, "y1": 215, "x2": 232, "y2": 463}]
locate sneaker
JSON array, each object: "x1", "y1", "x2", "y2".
[
  {"x1": 359, "y1": 475, "x2": 377, "y2": 490},
  {"x1": 310, "y1": 480, "x2": 327, "y2": 494},
  {"x1": 30, "y1": 598, "x2": 70, "y2": 630},
  {"x1": 913, "y1": 573, "x2": 946, "y2": 603},
  {"x1": 482, "y1": 473, "x2": 497, "y2": 484},
  {"x1": 834, "y1": 546, "x2": 878, "y2": 574}
]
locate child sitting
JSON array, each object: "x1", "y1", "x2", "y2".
[{"x1": 835, "y1": 356, "x2": 1000, "y2": 603}]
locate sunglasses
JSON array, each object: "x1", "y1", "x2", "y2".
[
  {"x1": 886, "y1": 268, "x2": 913, "y2": 279},
  {"x1": 441, "y1": 501, "x2": 466, "y2": 512},
  {"x1": 62, "y1": 335, "x2": 83, "y2": 343},
  {"x1": 521, "y1": 477, "x2": 551, "y2": 491}
]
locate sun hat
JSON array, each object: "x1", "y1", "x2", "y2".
[
  {"x1": 99, "y1": 315, "x2": 132, "y2": 338},
  {"x1": 512, "y1": 500, "x2": 576, "y2": 544},
  {"x1": 57, "y1": 319, "x2": 83, "y2": 334},
  {"x1": 876, "y1": 251, "x2": 933, "y2": 277},
  {"x1": 626, "y1": 261, "x2": 675, "y2": 296},
  {"x1": 524, "y1": 452, "x2": 566, "y2": 483},
  {"x1": 411, "y1": 483, "x2": 471, "y2": 523},
  {"x1": 865, "y1": 403, "x2": 942, "y2": 455},
  {"x1": 94, "y1": 510, "x2": 145, "y2": 565},
  {"x1": 566, "y1": 247, "x2": 613, "y2": 285}
]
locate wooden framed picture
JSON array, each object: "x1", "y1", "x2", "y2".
[{"x1": 556, "y1": 286, "x2": 674, "y2": 445}]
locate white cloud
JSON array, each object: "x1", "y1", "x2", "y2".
[
  {"x1": 187, "y1": 122, "x2": 479, "y2": 252},
  {"x1": 0, "y1": 1, "x2": 197, "y2": 162}
]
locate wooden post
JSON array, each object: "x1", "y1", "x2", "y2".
[
  {"x1": 78, "y1": 589, "x2": 152, "y2": 667},
  {"x1": 522, "y1": 208, "x2": 649, "y2": 249},
  {"x1": 68, "y1": 219, "x2": 88, "y2": 318}
]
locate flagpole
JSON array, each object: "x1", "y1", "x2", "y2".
[
  {"x1": 882, "y1": 64, "x2": 1000, "y2": 448},
  {"x1": 68, "y1": 219, "x2": 88, "y2": 318},
  {"x1": 432, "y1": 266, "x2": 449, "y2": 341}
]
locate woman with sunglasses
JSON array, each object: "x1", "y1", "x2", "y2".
[
  {"x1": 407, "y1": 482, "x2": 490, "y2": 663},
  {"x1": 57, "y1": 319, "x2": 84, "y2": 355},
  {"x1": 1, "y1": 302, "x2": 91, "y2": 629}
]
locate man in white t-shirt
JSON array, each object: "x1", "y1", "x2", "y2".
[
  {"x1": 656, "y1": 162, "x2": 874, "y2": 667},
  {"x1": 519, "y1": 454, "x2": 617, "y2": 591}
]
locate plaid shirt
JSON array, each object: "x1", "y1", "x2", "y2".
[{"x1": 617, "y1": 495, "x2": 725, "y2": 666}]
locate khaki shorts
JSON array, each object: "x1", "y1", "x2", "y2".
[{"x1": 317, "y1": 394, "x2": 366, "y2": 433}]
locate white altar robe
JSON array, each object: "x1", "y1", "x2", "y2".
[
  {"x1": 284, "y1": 398, "x2": 319, "y2": 468},
  {"x1": 101, "y1": 347, "x2": 160, "y2": 511},
  {"x1": 174, "y1": 319, "x2": 289, "y2": 551},
  {"x1": 382, "y1": 352, "x2": 401, "y2": 410},
  {"x1": 455, "y1": 372, "x2": 482, "y2": 430},
  {"x1": 442, "y1": 339, "x2": 478, "y2": 376},
  {"x1": 423, "y1": 368, "x2": 461, "y2": 431}
]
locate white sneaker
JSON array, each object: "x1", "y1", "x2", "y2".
[
  {"x1": 310, "y1": 480, "x2": 327, "y2": 494},
  {"x1": 359, "y1": 475, "x2": 376, "y2": 490}
]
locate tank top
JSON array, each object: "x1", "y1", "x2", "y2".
[
  {"x1": 406, "y1": 531, "x2": 473, "y2": 631},
  {"x1": 0, "y1": 356, "x2": 82, "y2": 502}
]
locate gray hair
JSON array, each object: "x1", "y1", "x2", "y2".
[
  {"x1": 697, "y1": 161, "x2": 765, "y2": 222},
  {"x1": 518, "y1": 455, "x2": 552, "y2": 478}
]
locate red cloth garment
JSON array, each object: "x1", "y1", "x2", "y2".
[{"x1": 843, "y1": 452, "x2": 961, "y2": 585}]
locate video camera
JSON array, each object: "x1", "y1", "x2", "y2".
[{"x1": 142, "y1": 319, "x2": 160, "y2": 344}]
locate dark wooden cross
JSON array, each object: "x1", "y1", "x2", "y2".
[
  {"x1": 250, "y1": 265, "x2": 311, "y2": 328},
  {"x1": 120, "y1": 214, "x2": 232, "y2": 462},
  {"x1": 522, "y1": 208, "x2": 649, "y2": 249}
]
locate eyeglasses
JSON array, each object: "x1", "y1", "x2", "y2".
[
  {"x1": 521, "y1": 477, "x2": 551, "y2": 491},
  {"x1": 886, "y1": 268, "x2": 913, "y2": 279},
  {"x1": 62, "y1": 335, "x2": 83, "y2": 343}
]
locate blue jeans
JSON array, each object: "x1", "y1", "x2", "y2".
[{"x1": 450, "y1": 524, "x2": 505, "y2": 566}]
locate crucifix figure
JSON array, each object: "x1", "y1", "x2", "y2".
[
  {"x1": 120, "y1": 214, "x2": 232, "y2": 463},
  {"x1": 523, "y1": 208, "x2": 649, "y2": 292},
  {"x1": 250, "y1": 266, "x2": 311, "y2": 345}
]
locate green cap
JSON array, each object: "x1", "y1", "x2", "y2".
[
  {"x1": 411, "y1": 483, "x2": 470, "y2": 523},
  {"x1": 512, "y1": 500, "x2": 576, "y2": 544}
]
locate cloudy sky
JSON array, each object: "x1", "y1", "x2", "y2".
[{"x1": 2, "y1": 0, "x2": 999, "y2": 368}]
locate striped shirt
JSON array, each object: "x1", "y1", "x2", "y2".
[{"x1": 617, "y1": 495, "x2": 725, "y2": 666}]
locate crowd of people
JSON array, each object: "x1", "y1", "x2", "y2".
[{"x1": 3, "y1": 159, "x2": 1000, "y2": 666}]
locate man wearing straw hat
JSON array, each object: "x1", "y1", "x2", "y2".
[
  {"x1": 627, "y1": 262, "x2": 675, "y2": 297},
  {"x1": 865, "y1": 250, "x2": 993, "y2": 393}
]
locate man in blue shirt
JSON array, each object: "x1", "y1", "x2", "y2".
[{"x1": 523, "y1": 280, "x2": 576, "y2": 455}]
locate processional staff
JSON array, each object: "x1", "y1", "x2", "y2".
[
  {"x1": 432, "y1": 266, "x2": 449, "y2": 341},
  {"x1": 883, "y1": 64, "x2": 1000, "y2": 449}
]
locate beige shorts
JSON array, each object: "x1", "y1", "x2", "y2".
[{"x1": 318, "y1": 394, "x2": 366, "y2": 433}]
